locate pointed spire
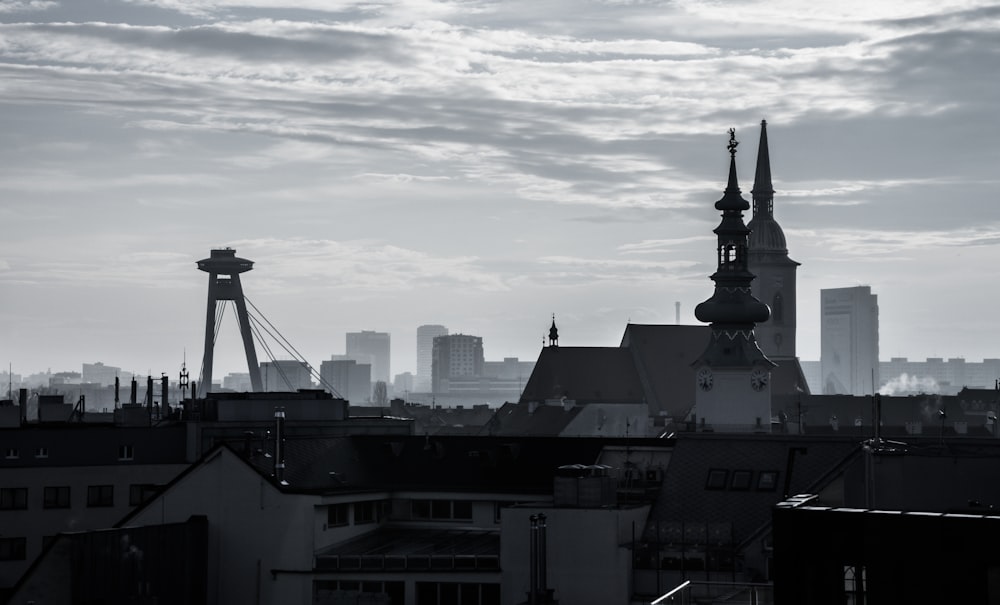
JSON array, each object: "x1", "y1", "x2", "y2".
[
  {"x1": 548, "y1": 314, "x2": 559, "y2": 347},
  {"x1": 751, "y1": 119, "x2": 774, "y2": 217},
  {"x1": 716, "y1": 128, "x2": 750, "y2": 212}
]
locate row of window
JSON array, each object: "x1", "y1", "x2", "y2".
[
  {"x1": 0, "y1": 484, "x2": 160, "y2": 510},
  {"x1": 327, "y1": 500, "x2": 386, "y2": 528},
  {"x1": 325, "y1": 499, "x2": 477, "y2": 528},
  {"x1": 705, "y1": 469, "x2": 779, "y2": 491},
  {"x1": 3, "y1": 445, "x2": 135, "y2": 460}
]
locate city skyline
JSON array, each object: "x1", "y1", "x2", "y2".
[{"x1": 3, "y1": 1, "x2": 1000, "y2": 379}]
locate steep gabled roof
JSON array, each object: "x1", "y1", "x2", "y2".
[
  {"x1": 645, "y1": 433, "x2": 860, "y2": 546},
  {"x1": 519, "y1": 346, "x2": 644, "y2": 404},
  {"x1": 620, "y1": 324, "x2": 711, "y2": 419}
]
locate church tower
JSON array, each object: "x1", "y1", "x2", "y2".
[
  {"x1": 747, "y1": 120, "x2": 800, "y2": 359},
  {"x1": 692, "y1": 129, "x2": 775, "y2": 432}
]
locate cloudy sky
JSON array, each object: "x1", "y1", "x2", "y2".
[{"x1": 2, "y1": 0, "x2": 999, "y2": 383}]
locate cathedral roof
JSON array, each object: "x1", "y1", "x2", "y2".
[{"x1": 748, "y1": 216, "x2": 788, "y2": 252}]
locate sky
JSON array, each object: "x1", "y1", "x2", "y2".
[{"x1": 2, "y1": 0, "x2": 1000, "y2": 383}]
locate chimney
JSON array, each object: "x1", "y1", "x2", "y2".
[
  {"x1": 161, "y1": 375, "x2": 169, "y2": 418},
  {"x1": 18, "y1": 388, "x2": 27, "y2": 425},
  {"x1": 114, "y1": 376, "x2": 120, "y2": 409},
  {"x1": 130, "y1": 377, "x2": 137, "y2": 405},
  {"x1": 274, "y1": 408, "x2": 286, "y2": 484}
]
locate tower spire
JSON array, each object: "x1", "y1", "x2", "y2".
[
  {"x1": 694, "y1": 129, "x2": 772, "y2": 365},
  {"x1": 751, "y1": 119, "x2": 774, "y2": 218}
]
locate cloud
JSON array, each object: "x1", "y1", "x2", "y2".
[{"x1": 225, "y1": 237, "x2": 510, "y2": 293}]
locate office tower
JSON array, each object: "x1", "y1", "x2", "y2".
[
  {"x1": 415, "y1": 325, "x2": 448, "y2": 392},
  {"x1": 320, "y1": 358, "x2": 372, "y2": 403},
  {"x1": 747, "y1": 120, "x2": 800, "y2": 359},
  {"x1": 260, "y1": 360, "x2": 314, "y2": 392},
  {"x1": 432, "y1": 334, "x2": 484, "y2": 393},
  {"x1": 346, "y1": 331, "x2": 391, "y2": 385},
  {"x1": 821, "y1": 286, "x2": 879, "y2": 395}
]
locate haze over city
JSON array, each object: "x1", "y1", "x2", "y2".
[{"x1": 2, "y1": 0, "x2": 999, "y2": 379}]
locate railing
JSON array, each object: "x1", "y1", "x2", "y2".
[
  {"x1": 649, "y1": 581, "x2": 773, "y2": 605},
  {"x1": 651, "y1": 580, "x2": 691, "y2": 604}
]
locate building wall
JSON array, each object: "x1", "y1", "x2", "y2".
[
  {"x1": 820, "y1": 286, "x2": 879, "y2": 396},
  {"x1": 432, "y1": 335, "x2": 484, "y2": 393},
  {"x1": 320, "y1": 358, "x2": 372, "y2": 403},
  {"x1": 260, "y1": 360, "x2": 314, "y2": 392},
  {"x1": 0, "y1": 462, "x2": 189, "y2": 588},
  {"x1": 416, "y1": 325, "x2": 448, "y2": 393},
  {"x1": 749, "y1": 260, "x2": 798, "y2": 359},
  {"x1": 501, "y1": 505, "x2": 650, "y2": 605},
  {"x1": 347, "y1": 331, "x2": 391, "y2": 385},
  {"x1": 128, "y1": 448, "x2": 320, "y2": 605}
]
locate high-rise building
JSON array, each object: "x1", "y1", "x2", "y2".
[
  {"x1": 346, "y1": 331, "x2": 390, "y2": 385},
  {"x1": 260, "y1": 360, "x2": 314, "y2": 392},
  {"x1": 821, "y1": 286, "x2": 879, "y2": 395},
  {"x1": 415, "y1": 325, "x2": 448, "y2": 392},
  {"x1": 319, "y1": 358, "x2": 371, "y2": 403},
  {"x1": 432, "y1": 334, "x2": 484, "y2": 393},
  {"x1": 81, "y1": 362, "x2": 131, "y2": 387}
]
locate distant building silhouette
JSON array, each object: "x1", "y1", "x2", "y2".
[
  {"x1": 821, "y1": 286, "x2": 879, "y2": 395},
  {"x1": 81, "y1": 362, "x2": 130, "y2": 387},
  {"x1": 346, "y1": 330, "x2": 390, "y2": 385},
  {"x1": 260, "y1": 360, "x2": 313, "y2": 392},
  {"x1": 319, "y1": 357, "x2": 371, "y2": 403},
  {"x1": 415, "y1": 324, "x2": 448, "y2": 392},
  {"x1": 431, "y1": 333, "x2": 484, "y2": 394}
]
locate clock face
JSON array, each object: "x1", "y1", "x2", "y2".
[
  {"x1": 697, "y1": 367, "x2": 713, "y2": 391},
  {"x1": 750, "y1": 368, "x2": 769, "y2": 391}
]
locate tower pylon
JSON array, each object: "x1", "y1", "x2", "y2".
[{"x1": 197, "y1": 248, "x2": 263, "y2": 396}]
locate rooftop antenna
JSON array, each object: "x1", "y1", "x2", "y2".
[{"x1": 179, "y1": 350, "x2": 190, "y2": 400}]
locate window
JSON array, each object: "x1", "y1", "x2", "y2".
[
  {"x1": 327, "y1": 503, "x2": 349, "y2": 527},
  {"x1": 87, "y1": 485, "x2": 114, "y2": 507},
  {"x1": 731, "y1": 470, "x2": 753, "y2": 491},
  {"x1": 415, "y1": 582, "x2": 500, "y2": 605},
  {"x1": 4, "y1": 448, "x2": 18, "y2": 459},
  {"x1": 453, "y1": 500, "x2": 472, "y2": 520},
  {"x1": 0, "y1": 488, "x2": 27, "y2": 510},
  {"x1": 705, "y1": 469, "x2": 728, "y2": 490},
  {"x1": 844, "y1": 565, "x2": 867, "y2": 605},
  {"x1": 0, "y1": 537, "x2": 26, "y2": 561},
  {"x1": 354, "y1": 500, "x2": 381, "y2": 524},
  {"x1": 35, "y1": 446, "x2": 49, "y2": 458},
  {"x1": 129, "y1": 484, "x2": 160, "y2": 506},
  {"x1": 411, "y1": 499, "x2": 472, "y2": 521},
  {"x1": 118, "y1": 445, "x2": 134, "y2": 461},
  {"x1": 757, "y1": 471, "x2": 779, "y2": 491},
  {"x1": 772, "y1": 293, "x2": 784, "y2": 323},
  {"x1": 43, "y1": 486, "x2": 71, "y2": 509}
]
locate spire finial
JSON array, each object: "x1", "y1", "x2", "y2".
[{"x1": 727, "y1": 128, "x2": 738, "y2": 157}]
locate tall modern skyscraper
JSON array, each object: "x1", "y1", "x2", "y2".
[
  {"x1": 415, "y1": 324, "x2": 448, "y2": 393},
  {"x1": 821, "y1": 286, "x2": 879, "y2": 395},
  {"x1": 346, "y1": 331, "x2": 390, "y2": 385},
  {"x1": 747, "y1": 120, "x2": 800, "y2": 359},
  {"x1": 432, "y1": 334, "x2": 484, "y2": 393}
]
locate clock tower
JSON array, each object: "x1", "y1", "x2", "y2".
[{"x1": 692, "y1": 129, "x2": 776, "y2": 432}]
